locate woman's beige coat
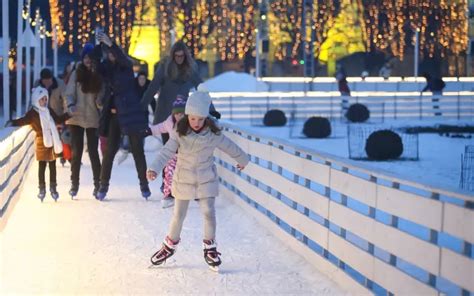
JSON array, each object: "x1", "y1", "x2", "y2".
[
  {"x1": 64, "y1": 65, "x2": 103, "y2": 128},
  {"x1": 150, "y1": 127, "x2": 249, "y2": 200}
]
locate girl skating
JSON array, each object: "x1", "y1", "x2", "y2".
[{"x1": 146, "y1": 85, "x2": 249, "y2": 271}]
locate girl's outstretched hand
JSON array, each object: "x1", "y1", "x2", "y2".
[
  {"x1": 236, "y1": 164, "x2": 246, "y2": 171},
  {"x1": 147, "y1": 169, "x2": 158, "y2": 181}
]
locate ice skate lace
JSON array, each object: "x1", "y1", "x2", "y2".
[
  {"x1": 155, "y1": 245, "x2": 173, "y2": 260},
  {"x1": 205, "y1": 247, "x2": 221, "y2": 259}
]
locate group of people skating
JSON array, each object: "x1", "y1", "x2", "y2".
[{"x1": 6, "y1": 33, "x2": 249, "y2": 271}]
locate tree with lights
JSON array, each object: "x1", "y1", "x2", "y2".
[{"x1": 318, "y1": 0, "x2": 366, "y2": 76}]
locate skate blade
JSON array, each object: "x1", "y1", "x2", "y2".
[
  {"x1": 148, "y1": 258, "x2": 176, "y2": 269},
  {"x1": 208, "y1": 265, "x2": 220, "y2": 273}
]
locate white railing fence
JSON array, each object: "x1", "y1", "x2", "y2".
[
  {"x1": 216, "y1": 121, "x2": 473, "y2": 295},
  {"x1": 211, "y1": 92, "x2": 474, "y2": 122},
  {"x1": 260, "y1": 77, "x2": 474, "y2": 93},
  {"x1": 0, "y1": 127, "x2": 35, "y2": 231}
]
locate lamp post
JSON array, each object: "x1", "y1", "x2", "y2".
[
  {"x1": 53, "y1": 25, "x2": 58, "y2": 77},
  {"x1": 33, "y1": 8, "x2": 41, "y2": 82},
  {"x1": 16, "y1": 0, "x2": 24, "y2": 117},
  {"x1": 414, "y1": 28, "x2": 420, "y2": 77},
  {"x1": 41, "y1": 20, "x2": 46, "y2": 69},
  {"x1": 255, "y1": 28, "x2": 260, "y2": 79},
  {"x1": 2, "y1": 0, "x2": 10, "y2": 124},
  {"x1": 22, "y1": 22, "x2": 40, "y2": 110}
]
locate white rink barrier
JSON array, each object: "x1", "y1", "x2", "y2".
[
  {"x1": 0, "y1": 127, "x2": 35, "y2": 231},
  {"x1": 260, "y1": 77, "x2": 474, "y2": 92},
  {"x1": 215, "y1": 122, "x2": 474, "y2": 295},
  {"x1": 210, "y1": 91, "x2": 474, "y2": 121}
]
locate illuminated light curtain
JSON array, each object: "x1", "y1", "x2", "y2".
[
  {"x1": 155, "y1": 0, "x2": 257, "y2": 62},
  {"x1": 361, "y1": 0, "x2": 468, "y2": 62},
  {"x1": 268, "y1": 0, "x2": 336, "y2": 61},
  {"x1": 57, "y1": 0, "x2": 138, "y2": 53}
]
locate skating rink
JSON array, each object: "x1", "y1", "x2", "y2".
[{"x1": 1, "y1": 145, "x2": 346, "y2": 295}]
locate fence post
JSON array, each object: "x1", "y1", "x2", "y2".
[
  {"x1": 229, "y1": 96, "x2": 233, "y2": 121},
  {"x1": 419, "y1": 92, "x2": 423, "y2": 120},
  {"x1": 394, "y1": 95, "x2": 397, "y2": 120},
  {"x1": 457, "y1": 93, "x2": 461, "y2": 120}
]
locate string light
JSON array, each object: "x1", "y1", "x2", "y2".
[
  {"x1": 19, "y1": 0, "x2": 464, "y2": 70},
  {"x1": 45, "y1": 0, "x2": 138, "y2": 53},
  {"x1": 361, "y1": 0, "x2": 468, "y2": 64},
  {"x1": 155, "y1": 0, "x2": 257, "y2": 61}
]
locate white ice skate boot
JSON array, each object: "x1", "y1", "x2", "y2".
[{"x1": 161, "y1": 196, "x2": 175, "y2": 208}]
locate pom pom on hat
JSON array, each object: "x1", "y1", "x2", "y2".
[
  {"x1": 172, "y1": 97, "x2": 187, "y2": 114},
  {"x1": 197, "y1": 84, "x2": 208, "y2": 92},
  {"x1": 185, "y1": 84, "x2": 211, "y2": 117}
]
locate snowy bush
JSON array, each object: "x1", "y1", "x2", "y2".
[
  {"x1": 302, "y1": 117, "x2": 331, "y2": 138},
  {"x1": 365, "y1": 130, "x2": 404, "y2": 160},
  {"x1": 346, "y1": 103, "x2": 370, "y2": 123},
  {"x1": 263, "y1": 109, "x2": 287, "y2": 126}
]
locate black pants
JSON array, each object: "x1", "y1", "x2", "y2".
[
  {"x1": 100, "y1": 114, "x2": 148, "y2": 188},
  {"x1": 38, "y1": 160, "x2": 56, "y2": 188},
  {"x1": 69, "y1": 125, "x2": 101, "y2": 188}
]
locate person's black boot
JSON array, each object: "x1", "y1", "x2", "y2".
[
  {"x1": 69, "y1": 183, "x2": 79, "y2": 199},
  {"x1": 96, "y1": 185, "x2": 108, "y2": 201},
  {"x1": 50, "y1": 183, "x2": 59, "y2": 202},
  {"x1": 38, "y1": 186, "x2": 46, "y2": 202}
]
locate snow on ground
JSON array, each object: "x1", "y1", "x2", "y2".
[
  {"x1": 0, "y1": 143, "x2": 345, "y2": 295},
  {"x1": 235, "y1": 118, "x2": 473, "y2": 193},
  {"x1": 202, "y1": 71, "x2": 269, "y2": 92}
]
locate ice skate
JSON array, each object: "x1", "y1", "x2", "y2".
[
  {"x1": 161, "y1": 196, "x2": 174, "y2": 208},
  {"x1": 93, "y1": 185, "x2": 99, "y2": 197},
  {"x1": 203, "y1": 239, "x2": 221, "y2": 272},
  {"x1": 96, "y1": 185, "x2": 108, "y2": 201},
  {"x1": 69, "y1": 184, "x2": 78, "y2": 200},
  {"x1": 50, "y1": 185, "x2": 59, "y2": 202},
  {"x1": 141, "y1": 185, "x2": 151, "y2": 200},
  {"x1": 37, "y1": 187, "x2": 46, "y2": 202},
  {"x1": 150, "y1": 236, "x2": 178, "y2": 266},
  {"x1": 116, "y1": 150, "x2": 129, "y2": 165}
]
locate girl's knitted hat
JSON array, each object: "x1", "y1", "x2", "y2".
[
  {"x1": 172, "y1": 95, "x2": 187, "y2": 114},
  {"x1": 81, "y1": 43, "x2": 94, "y2": 60},
  {"x1": 185, "y1": 84, "x2": 211, "y2": 117},
  {"x1": 31, "y1": 86, "x2": 49, "y2": 109}
]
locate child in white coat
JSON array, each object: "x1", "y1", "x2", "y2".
[
  {"x1": 6, "y1": 87, "x2": 69, "y2": 201},
  {"x1": 147, "y1": 85, "x2": 249, "y2": 270}
]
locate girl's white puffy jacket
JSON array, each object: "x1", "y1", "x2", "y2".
[{"x1": 150, "y1": 126, "x2": 249, "y2": 200}]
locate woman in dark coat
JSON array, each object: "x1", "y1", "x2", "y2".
[
  {"x1": 140, "y1": 41, "x2": 220, "y2": 141},
  {"x1": 95, "y1": 32, "x2": 149, "y2": 201},
  {"x1": 140, "y1": 41, "x2": 202, "y2": 143}
]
